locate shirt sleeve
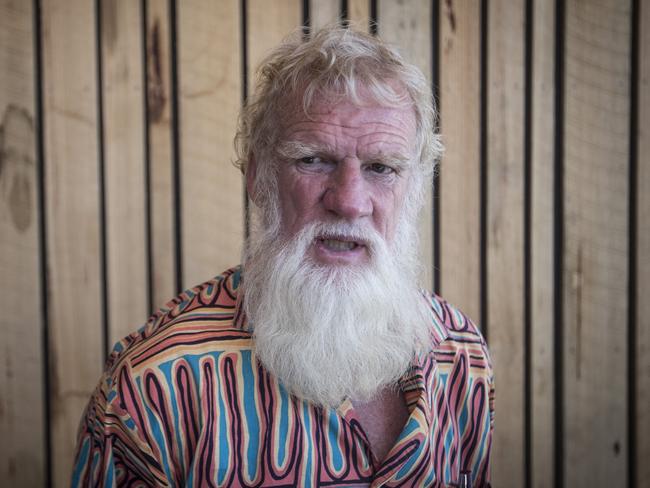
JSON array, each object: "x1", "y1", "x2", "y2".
[
  {"x1": 467, "y1": 337, "x2": 495, "y2": 487},
  {"x1": 483, "y1": 356, "x2": 495, "y2": 486},
  {"x1": 70, "y1": 362, "x2": 167, "y2": 487},
  {"x1": 434, "y1": 297, "x2": 494, "y2": 488}
]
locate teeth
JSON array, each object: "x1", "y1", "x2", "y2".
[{"x1": 322, "y1": 239, "x2": 356, "y2": 251}]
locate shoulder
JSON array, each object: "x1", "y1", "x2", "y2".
[
  {"x1": 72, "y1": 266, "x2": 250, "y2": 482},
  {"x1": 423, "y1": 295, "x2": 495, "y2": 486},
  {"x1": 424, "y1": 293, "x2": 492, "y2": 377},
  {"x1": 104, "y1": 265, "x2": 251, "y2": 375}
]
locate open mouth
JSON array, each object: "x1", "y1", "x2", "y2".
[{"x1": 316, "y1": 236, "x2": 365, "y2": 252}]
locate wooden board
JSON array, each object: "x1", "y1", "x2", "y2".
[
  {"x1": 310, "y1": 0, "x2": 339, "y2": 31},
  {"x1": 0, "y1": 0, "x2": 46, "y2": 485},
  {"x1": 310, "y1": 0, "x2": 369, "y2": 32},
  {"x1": 178, "y1": 0, "x2": 244, "y2": 288},
  {"x1": 636, "y1": 1, "x2": 649, "y2": 485},
  {"x1": 347, "y1": 0, "x2": 370, "y2": 31},
  {"x1": 563, "y1": 0, "x2": 630, "y2": 485},
  {"x1": 41, "y1": 0, "x2": 105, "y2": 486},
  {"x1": 377, "y1": 0, "x2": 434, "y2": 291},
  {"x1": 101, "y1": 0, "x2": 148, "y2": 344},
  {"x1": 146, "y1": 0, "x2": 176, "y2": 311},
  {"x1": 438, "y1": 0, "x2": 481, "y2": 322},
  {"x1": 247, "y1": 0, "x2": 302, "y2": 90},
  {"x1": 486, "y1": 0, "x2": 526, "y2": 486},
  {"x1": 0, "y1": 3, "x2": 647, "y2": 486},
  {"x1": 530, "y1": 0, "x2": 555, "y2": 486}
]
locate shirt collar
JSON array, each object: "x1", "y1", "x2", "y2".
[{"x1": 231, "y1": 265, "x2": 447, "y2": 481}]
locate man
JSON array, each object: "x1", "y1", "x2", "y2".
[{"x1": 72, "y1": 26, "x2": 493, "y2": 487}]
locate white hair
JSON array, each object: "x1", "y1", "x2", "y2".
[
  {"x1": 235, "y1": 25, "x2": 443, "y2": 215},
  {"x1": 237, "y1": 25, "x2": 440, "y2": 407},
  {"x1": 242, "y1": 211, "x2": 432, "y2": 407}
]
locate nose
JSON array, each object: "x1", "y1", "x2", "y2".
[{"x1": 322, "y1": 161, "x2": 372, "y2": 221}]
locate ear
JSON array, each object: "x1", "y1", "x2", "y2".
[{"x1": 246, "y1": 153, "x2": 258, "y2": 205}]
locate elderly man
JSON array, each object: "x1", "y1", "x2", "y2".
[{"x1": 72, "y1": 27, "x2": 493, "y2": 487}]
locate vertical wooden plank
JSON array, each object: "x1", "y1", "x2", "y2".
[
  {"x1": 377, "y1": 0, "x2": 434, "y2": 291},
  {"x1": 146, "y1": 0, "x2": 176, "y2": 310},
  {"x1": 487, "y1": 0, "x2": 525, "y2": 486},
  {"x1": 563, "y1": 0, "x2": 630, "y2": 485},
  {"x1": 310, "y1": 0, "x2": 369, "y2": 33},
  {"x1": 178, "y1": 0, "x2": 244, "y2": 287},
  {"x1": 247, "y1": 0, "x2": 302, "y2": 91},
  {"x1": 636, "y1": 0, "x2": 649, "y2": 485},
  {"x1": 530, "y1": 0, "x2": 555, "y2": 486},
  {"x1": 438, "y1": 0, "x2": 481, "y2": 322},
  {"x1": 0, "y1": 1, "x2": 46, "y2": 485},
  {"x1": 41, "y1": 0, "x2": 104, "y2": 486},
  {"x1": 310, "y1": 0, "x2": 339, "y2": 30},
  {"x1": 246, "y1": 0, "x2": 301, "y2": 244},
  {"x1": 101, "y1": 0, "x2": 148, "y2": 343},
  {"x1": 348, "y1": 0, "x2": 370, "y2": 30}
]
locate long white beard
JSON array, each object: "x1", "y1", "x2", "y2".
[{"x1": 242, "y1": 217, "x2": 433, "y2": 408}]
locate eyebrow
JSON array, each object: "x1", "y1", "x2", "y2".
[
  {"x1": 275, "y1": 140, "x2": 335, "y2": 160},
  {"x1": 366, "y1": 151, "x2": 412, "y2": 170},
  {"x1": 275, "y1": 139, "x2": 413, "y2": 170}
]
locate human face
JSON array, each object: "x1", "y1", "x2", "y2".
[{"x1": 260, "y1": 97, "x2": 417, "y2": 266}]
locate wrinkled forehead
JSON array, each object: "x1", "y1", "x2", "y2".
[
  {"x1": 281, "y1": 80, "x2": 414, "y2": 120},
  {"x1": 277, "y1": 85, "x2": 418, "y2": 139}
]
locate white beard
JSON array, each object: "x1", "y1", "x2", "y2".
[{"x1": 242, "y1": 216, "x2": 433, "y2": 408}]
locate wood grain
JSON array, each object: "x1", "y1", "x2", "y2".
[
  {"x1": 377, "y1": 0, "x2": 434, "y2": 291},
  {"x1": 310, "y1": 0, "x2": 339, "y2": 31},
  {"x1": 563, "y1": 0, "x2": 630, "y2": 485},
  {"x1": 310, "y1": 0, "x2": 369, "y2": 33},
  {"x1": 0, "y1": 0, "x2": 45, "y2": 485},
  {"x1": 530, "y1": 1, "x2": 555, "y2": 486},
  {"x1": 438, "y1": 0, "x2": 481, "y2": 322},
  {"x1": 0, "y1": 3, "x2": 647, "y2": 485},
  {"x1": 101, "y1": 0, "x2": 148, "y2": 343},
  {"x1": 146, "y1": 0, "x2": 176, "y2": 310},
  {"x1": 636, "y1": 1, "x2": 649, "y2": 485},
  {"x1": 486, "y1": 0, "x2": 526, "y2": 486},
  {"x1": 41, "y1": 0, "x2": 104, "y2": 486},
  {"x1": 247, "y1": 0, "x2": 302, "y2": 90},
  {"x1": 347, "y1": 0, "x2": 370, "y2": 31},
  {"x1": 178, "y1": 0, "x2": 244, "y2": 288}
]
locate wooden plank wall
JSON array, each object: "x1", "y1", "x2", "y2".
[
  {"x1": 530, "y1": 1, "x2": 555, "y2": 486},
  {"x1": 487, "y1": 1, "x2": 526, "y2": 484},
  {"x1": 0, "y1": 1, "x2": 647, "y2": 487},
  {"x1": 40, "y1": 1, "x2": 105, "y2": 486},
  {"x1": 0, "y1": 1, "x2": 45, "y2": 486},
  {"x1": 638, "y1": 1, "x2": 650, "y2": 484},
  {"x1": 563, "y1": 1, "x2": 630, "y2": 485},
  {"x1": 101, "y1": 0, "x2": 149, "y2": 346},
  {"x1": 179, "y1": 0, "x2": 244, "y2": 291}
]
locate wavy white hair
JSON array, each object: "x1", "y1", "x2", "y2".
[
  {"x1": 243, "y1": 218, "x2": 433, "y2": 407},
  {"x1": 235, "y1": 25, "x2": 443, "y2": 217},
  {"x1": 237, "y1": 25, "x2": 439, "y2": 407}
]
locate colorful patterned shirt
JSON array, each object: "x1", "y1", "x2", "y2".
[{"x1": 72, "y1": 266, "x2": 494, "y2": 487}]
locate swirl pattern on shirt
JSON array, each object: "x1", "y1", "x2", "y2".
[{"x1": 72, "y1": 266, "x2": 494, "y2": 487}]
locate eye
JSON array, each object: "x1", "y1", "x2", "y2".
[
  {"x1": 295, "y1": 155, "x2": 336, "y2": 173},
  {"x1": 368, "y1": 163, "x2": 395, "y2": 175}
]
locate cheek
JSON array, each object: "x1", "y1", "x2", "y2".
[
  {"x1": 377, "y1": 183, "x2": 410, "y2": 237},
  {"x1": 379, "y1": 206, "x2": 399, "y2": 239},
  {"x1": 277, "y1": 175, "x2": 325, "y2": 230}
]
